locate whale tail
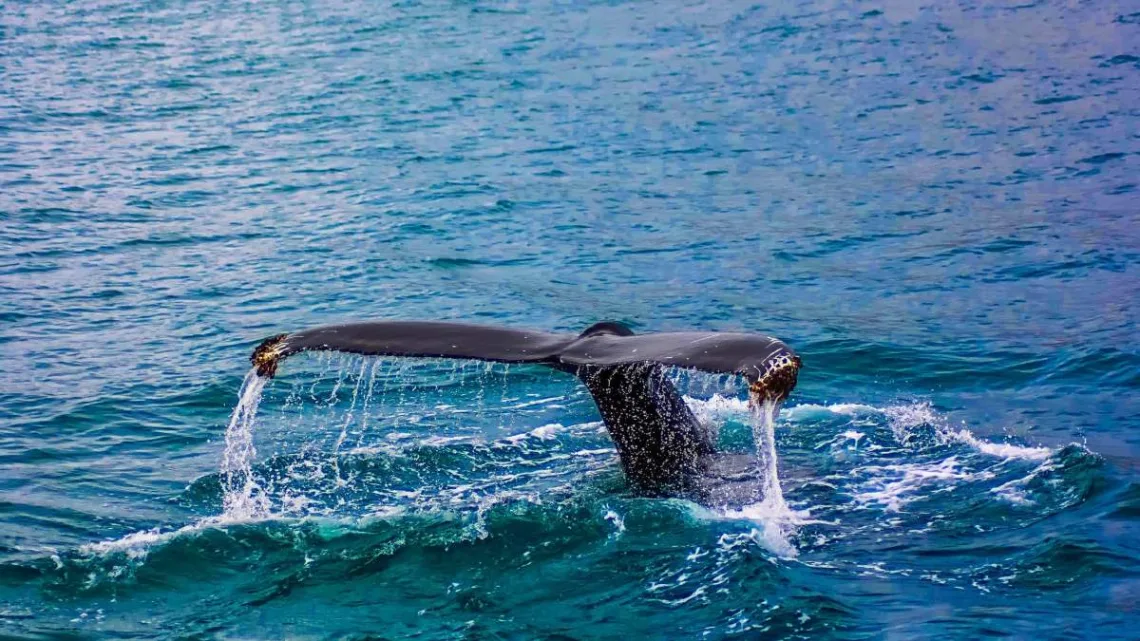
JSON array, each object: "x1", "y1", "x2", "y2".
[{"x1": 248, "y1": 320, "x2": 800, "y2": 495}]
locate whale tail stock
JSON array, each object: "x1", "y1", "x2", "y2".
[{"x1": 248, "y1": 320, "x2": 801, "y2": 494}]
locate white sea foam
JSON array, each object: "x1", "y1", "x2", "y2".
[
  {"x1": 713, "y1": 503, "x2": 806, "y2": 559},
  {"x1": 783, "y1": 403, "x2": 879, "y2": 418},
  {"x1": 416, "y1": 434, "x2": 473, "y2": 447},
  {"x1": 502, "y1": 422, "x2": 565, "y2": 444},
  {"x1": 80, "y1": 527, "x2": 183, "y2": 559},
  {"x1": 884, "y1": 402, "x2": 1053, "y2": 461},
  {"x1": 847, "y1": 457, "x2": 993, "y2": 512},
  {"x1": 80, "y1": 512, "x2": 275, "y2": 560},
  {"x1": 881, "y1": 402, "x2": 940, "y2": 444},
  {"x1": 502, "y1": 394, "x2": 569, "y2": 410},
  {"x1": 683, "y1": 396, "x2": 1055, "y2": 518},
  {"x1": 778, "y1": 399, "x2": 1054, "y2": 462},
  {"x1": 603, "y1": 507, "x2": 626, "y2": 536},
  {"x1": 944, "y1": 428, "x2": 1051, "y2": 462}
]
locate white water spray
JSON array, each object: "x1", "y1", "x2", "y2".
[
  {"x1": 752, "y1": 400, "x2": 790, "y2": 515},
  {"x1": 221, "y1": 370, "x2": 271, "y2": 518},
  {"x1": 716, "y1": 398, "x2": 803, "y2": 558}
]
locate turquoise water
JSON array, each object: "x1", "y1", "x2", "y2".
[{"x1": 3, "y1": 0, "x2": 1139, "y2": 638}]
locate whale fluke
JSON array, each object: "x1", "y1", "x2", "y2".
[{"x1": 250, "y1": 321, "x2": 801, "y2": 495}]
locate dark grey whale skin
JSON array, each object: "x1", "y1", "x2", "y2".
[{"x1": 251, "y1": 321, "x2": 800, "y2": 498}]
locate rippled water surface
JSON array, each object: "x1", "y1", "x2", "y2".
[{"x1": 2, "y1": 0, "x2": 1139, "y2": 638}]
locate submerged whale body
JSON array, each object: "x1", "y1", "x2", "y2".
[{"x1": 250, "y1": 321, "x2": 801, "y2": 500}]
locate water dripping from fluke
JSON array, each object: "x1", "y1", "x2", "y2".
[
  {"x1": 708, "y1": 399, "x2": 805, "y2": 559},
  {"x1": 223, "y1": 320, "x2": 812, "y2": 558},
  {"x1": 220, "y1": 369, "x2": 271, "y2": 519},
  {"x1": 754, "y1": 400, "x2": 790, "y2": 515}
]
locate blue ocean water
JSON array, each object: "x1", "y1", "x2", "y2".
[{"x1": 2, "y1": 0, "x2": 1139, "y2": 638}]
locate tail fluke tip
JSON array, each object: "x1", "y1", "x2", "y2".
[
  {"x1": 251, "y1": 333, "x2": 289, "y2": 378},
  {"x1": 748, "y1": 352, "x2": 802, "y2": 403}
]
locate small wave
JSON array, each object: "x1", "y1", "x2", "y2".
[
  {"x1": 685, "y1": 395, "x2": 1054, "y2": 463},
  {"x1": 881, "y1": 402, "x2": 1053, "y2": 461},
  {"x1": 783, "y1": 399, "x2": 1055, "y2": 461},
  {"x1": 58, "y1": 492, "x2": 677, "y2": 595},
  {"x1": 79, "y1": 513, "x2": 274, "y2": 560},
  {"x1": 945, "y1": 428, "x2": 1051, "y2": 461},
  {"x1": 968, "y1": 535, "x2": 1132, "y2": 592},
  {"x1": 988, "y1": 444, "x2": 1101, "y2": 508}
]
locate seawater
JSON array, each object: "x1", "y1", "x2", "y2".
[{"x1": 2, "y1": 0, "x2": 1139, "y2": 638}]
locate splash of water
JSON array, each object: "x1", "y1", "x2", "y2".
[
  {"x1": 752, "y1": 400, "x2": 789, "y2": 514},
  {"x1": 711, "y1": 399, "x2": 803, "y2": 558},
  {"x1": 221, "y1": 370, "x2": 271, "y2": 518}
]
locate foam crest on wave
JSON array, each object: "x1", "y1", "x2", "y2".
[
  {"x1": 79, "y1": 513, "x2": 271, "y2": 560},
  {"x1": 881, "y1": 402, "x2": 1052, "y2": 461},
  {"x1": 683, "y1": 396, "x2": 1054, "y2": 462}
]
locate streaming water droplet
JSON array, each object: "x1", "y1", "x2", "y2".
[{"x1": 221, "y1": 370, "x2": 270, "y2": 518}]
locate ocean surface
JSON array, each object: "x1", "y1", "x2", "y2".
[{"x1": 2, "y1": 0, "x2": 1139, "y2": 638}]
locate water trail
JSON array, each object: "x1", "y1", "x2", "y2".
[
  {"x1": 500, "y1": 363, "x2": 512, "y2": 433},
  {"x1": 753, "y1": 400, "x2": 789, "y2": 515},
  {"x1": 354, "y1": 359, "x2": 386, "y2": 449},
  {"x1": 393, "y1": 359, "x2": 410, "y2": 430},
  {"x1": 722, "y1": 399, "x2": 801, "y2": 558},
  {"x1": 356, "y1": 359, "x2": 380, "y2": 442},
  {"x1": 331, "y1": 360, "x2": 368, "y2": 486},
  {"x1": 221, "y1": 370, "x2": 270, "y2": 518},
  {"x1": 325, "y1": 356, "x2": 349, "y2": 405}
]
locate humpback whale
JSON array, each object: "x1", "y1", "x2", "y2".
[{"x1": 250, "y1": 321, "x2": 801, "y2": 499}]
